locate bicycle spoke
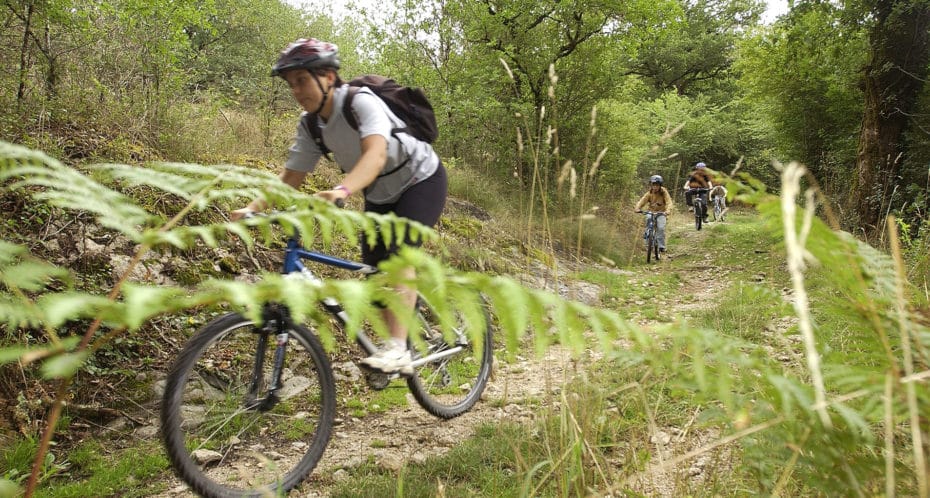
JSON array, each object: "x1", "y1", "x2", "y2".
[
  {"x1": 407, "y1": 299, "x2": 493, "y2": 419},
  {"x1": 161, "y1": 313, "x2": 335, "y2": 497}
]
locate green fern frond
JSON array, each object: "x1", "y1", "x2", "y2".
[
  {"x1": 0, "y1": 296, "x2": 45, "y2": 329},
  {"x1": 0, "y1": 241, "x2": 76, "y2": 329},
  {"x1": 1, "y1": 149, "x2": 154, "y2": 240},
  {"x1": 0, "y1": 242, "x2": 70, "y2": 291},
  {"x1": 36, "y1": 292, "x2": 122, "y2": 329},
  {"x1": 3, "y1": 142, "x2": 433, "y2": 262}
]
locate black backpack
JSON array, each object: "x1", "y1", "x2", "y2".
[{"x1": 301, "y1": 75, "x2": 438, "y2": 162}]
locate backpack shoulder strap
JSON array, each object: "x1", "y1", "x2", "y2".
[
  {"x1": 300, "y1": 113, "x2": 332, "y2": 161},
  {"x1": 341, "y1": 86, "x2": 361, "y2": 131}
]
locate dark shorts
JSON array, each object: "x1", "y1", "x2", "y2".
[{"x1": 361, "y1": 162, "x2": 447, "y2": 266}]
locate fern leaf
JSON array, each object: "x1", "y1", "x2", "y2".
[
  {"x1": 121, "y1": 284, "x2": 190, "y2": 330},
  {"x1": 37, "y1": 292, "x2": 120, "y2": 328},
  {"x1": 330, "y1": 279, "x2": 375, "y2": 340},
  {"x1": 0, "y1": 297, "x2": 45, "y2": 329},
  {"x1": 41, "y1": 350, "x2": 90, "y2": 379}
]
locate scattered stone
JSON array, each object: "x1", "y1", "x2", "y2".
[
  {"x1": 650, "y1": 430, "x2": 672, "y2": 446},
  {"x1": 278, "y1": 374, "x2": 311, "y2": 400},
  {"x1": 134, "y1": 424, "x2": 159, "y2": 438},
  {"x1": 153, "y1": 379, "x2": 166, "y2": 398},
  {"x1": 377, "y1": 454, "x2": 405, "y2": 472},
  {"x1": 334, "y1": 361, "x2": 363, "y2": 382},
  {"x1": 191, "y1": 449, "x2": 223, "y2": 466}
]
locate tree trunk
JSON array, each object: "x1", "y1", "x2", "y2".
[
  {"x1": 16, "y1": 1, "x2": 35, "y2": 104},
  {"x1": 43, "y1": 18, "x2": 57, "y2": 99},
  {"x1": 855, "y1": 0, "x2": 930, "y2": 232}
]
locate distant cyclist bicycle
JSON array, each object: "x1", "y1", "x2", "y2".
[
  {"x1": 709, "y1": 184, "x2": 727, "y2": 222},
  {"x1": 634, "y1": 175, "x2": 672, "y2": 257},
  {"x1": 687, "y1": 188, "x2": 709, "y2": 230},
  {"x1": 637, "y1": 210, "x2": 666, "y2": 262},
  {"x1": 683, "y1": 161, "x2": 713, "y2": 230}
]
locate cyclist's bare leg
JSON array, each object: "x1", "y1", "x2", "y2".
[
  {"x1": 384, "y1": 270, "x2": 417, "y2": 343},
  {"x1": 361, "y1": 267, "x2": 417, "y2": 374}
]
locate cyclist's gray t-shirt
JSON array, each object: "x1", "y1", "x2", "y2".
[{"x1": 284, "y1": 84, "x2": 440, "y2": 204}]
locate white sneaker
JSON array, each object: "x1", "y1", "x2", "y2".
[{"x1": 360, "y1": 346, "x2": 413, "y2": 375}]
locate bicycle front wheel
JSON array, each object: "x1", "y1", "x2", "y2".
[
  {"x1": 407, "y1": 298, "x2": 494, "y2": 419},
  {"x1": 646, "y1": 230, "x2": 656, "y2": 263},
  {"x1": 160, "y1": 312, "x2": 336, "y2": 498},
  {"x1": 695, "y1": 203, "x2": 703, "y2": 230}
]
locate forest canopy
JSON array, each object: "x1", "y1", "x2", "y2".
[{"x1": 2, "y1": 0, "x2": 929, "y2": 251}]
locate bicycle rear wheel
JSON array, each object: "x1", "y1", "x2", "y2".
[
  {"x1": 695, "y1": 202, "x2": 703, "y2": 230},
  {"x1": 407, "y1": 297, "x2": 494, "y2": 419},
  {"x1": 160, "y1": 311, "x2": 336, "y2": 498}
]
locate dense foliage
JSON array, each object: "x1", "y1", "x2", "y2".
[{"x1": 4, "y1": 0, "x2": 930, "y2": 241}]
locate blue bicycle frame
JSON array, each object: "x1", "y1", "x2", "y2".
[
  {"x1": 280, "y1": 236, "x2": 381, "y2": 356},
  {"x1": 282, "y1": 237, "x2": 378, "y2": 275}
]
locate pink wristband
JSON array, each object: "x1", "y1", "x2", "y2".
[{"x1": 334, "y1": 184, "x2": 351, "y2": 196}]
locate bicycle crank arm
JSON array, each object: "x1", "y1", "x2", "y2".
[{"x1": 409, "y1": 346, "x2": 463, "y2": 368}]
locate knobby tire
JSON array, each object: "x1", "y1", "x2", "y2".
[
  {"x1": 160, "y1": 312, "x2": 336, "y2": 498},
  {"x1": 646, "y1": 227, "x2": 659, "y2": 263},
  {"x1": 407, "y1": 298, "x2": 494, "y2": 419},
  {"x1": 695, "y1": 202, "x2": 703, "y2": 231}
]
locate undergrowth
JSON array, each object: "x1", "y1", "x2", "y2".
[{"x1": 327, "y1": 190, "x2": 929, "y2": 497}]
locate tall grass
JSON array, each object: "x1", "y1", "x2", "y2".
[{"x1": 329, "y1": 178, "x2": 929, "y2": 496}]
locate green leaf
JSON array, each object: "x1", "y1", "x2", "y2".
[
  {"x1": 225, "y1": 221, "x2": 254, "y2": 247},
  {"x1": 121, "y1": 284, "x2": 187, "y2": 330},
  {"x1": 38, "y1": 292, "x2": 114, "y2": 328},
  {"x1": 41, "y1": 350, "x2": 90, "y2": 379},
  {"x1": 483, "y1": 277, "x2": 528, "y2": 355},
  {"x1": 331, "y1": 280, "x2": 373, "y2": 340},
  {"x1": 188, "y1": 225, "x2": 219, "y2": 247},
  {"x1": 0, "y1": 346, "x2": 28, "y2": 365},
  {"x1": 0, "y1": 261, "x2": 69, "y2": 291},
  {"x1": 0, "y1": 478, "x2": 21, "y2": 498}
]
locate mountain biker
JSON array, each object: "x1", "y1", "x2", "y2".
[
  {"x1": 635, "y1": 175, "x2": 673, "y2": 252},
  {"x1": 683, "y1": 161, "x2": 713, "y2": 222},
  {"x1": 231, "y1": 38, "x2": 447, "y2": 375}
]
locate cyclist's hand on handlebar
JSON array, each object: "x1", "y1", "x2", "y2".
[{"x1": 315, "y1": 187, "x2": 349, "y2": 208}]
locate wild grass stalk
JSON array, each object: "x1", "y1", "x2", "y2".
[
  {"x1": 888, "y1": 216, "x2": 928, "y2": 498},
  {"x1": 780, "y1": 162, "x2": 831, "y2": 428}
]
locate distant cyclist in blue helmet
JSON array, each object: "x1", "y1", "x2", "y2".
[
  {"x1": 635, "y1": 174, "x2": 674, "y2": 252},
  {"x1": 683, "y1": 161, "x2": 713, "y2": 222}
]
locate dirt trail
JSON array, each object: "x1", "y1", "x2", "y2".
[{"x1": 154, "y1": 212, "x2": 730, "y2": 497}]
